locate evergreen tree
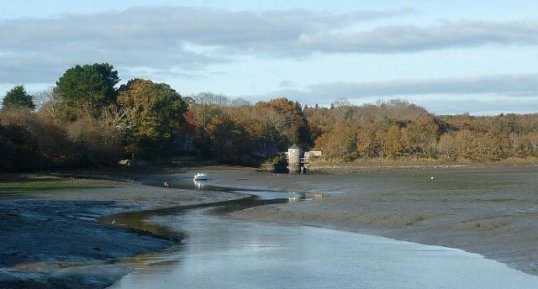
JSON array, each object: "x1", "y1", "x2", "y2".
[
  {"x1": 2, "y1": 85, "x2": 35, "y2": 110},
  {"x1": 55, "y1": 63, "x2": 119, "y2": 111}
]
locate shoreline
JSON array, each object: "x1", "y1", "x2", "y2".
[
  {"x1": 205, "y1": 165, "x2": 538, "y2": 276},
  {"x1": 0, "y1": 174, "x2": 245, "y2": 289},
  {"x1": 2, "y1": 163, "x2": 538, "y2": 287}
]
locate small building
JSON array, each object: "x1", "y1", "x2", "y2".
[
  {"x1": 286, "y1": 144, "x2": 303, "y2": 174},
  {"x1": 304, "y1": 150, "x2": 322, "y2": 162}
]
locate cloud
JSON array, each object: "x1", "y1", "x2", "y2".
[
  {"x1": 412, "y1": 96, "x2": 538, "y2": 115},
  {"x1": 304, "y1": 74, "x2": 538, "y2": 98},
  {"x1": 3, "y1": 6, "x2": 538, "y2": 85},
  {"x1": 299, "y1": 20, "x2": 538, "y2": 53},
  {"x1": 0, "y1": 6, "x2": 414, "y2": 84},
  {"x1": 263, "y1": 74, "x2": 538, "y2": 113}
]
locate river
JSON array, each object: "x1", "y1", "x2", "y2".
[{"x1": 108, "y1": 185, "x2": 538, "y2": 289}]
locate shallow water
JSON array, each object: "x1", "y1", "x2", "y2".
[
  {"x1": 109, "y1": 206, "x2": 538, "y2": 289},
  {"x1": 108, "y1": 168, "x2": 538, "y2": 288}
]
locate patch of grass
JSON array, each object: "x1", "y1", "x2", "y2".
[{"x1": 0, "y1": 180, "x2": 112, "y2": 195}]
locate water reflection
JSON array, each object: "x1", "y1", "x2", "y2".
[
  {"x1": 106, "y1": 177, "x2": 538, "y2": 289},
  {"x1": 288, "y1": 192, "x2": 324, "y2": 202},
  {"x1": 110, "y1": 210, "x2": 538, "y2": 289},
  {"x1": 193, "y1": 180, "x2": 207, "y2": 189},
  {"x1": 99, "y1": 189, "x2": 292, "y2": 242}
]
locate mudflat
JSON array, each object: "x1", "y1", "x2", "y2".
[
  {"x1": 213, "y1": 165, "x2": 538, "y2": 276},
  {"x1": 1, "y1": 165, "x2": 537, "y2": 288},
  {"x1": 0, "y1": 175, "x2": 243, "y2": 289}
]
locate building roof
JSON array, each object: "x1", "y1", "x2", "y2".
[{"x1": 289, "y1": 143, "x2": 301, "y2": 150}]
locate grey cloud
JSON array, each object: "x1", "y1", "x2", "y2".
[
  {"x1": 0, "y1": 6, "x2": 411, "y2": 83},
  {"x1": 2, "y1": 6, "x2": 538, "y2": 84},
  {"x1": 414, "y1": 97, "x2": 538, "y2": 115},
  {"x1": 1, "y1": 6, "x2": 412, "y2": 51},
  {"x1": 299, "y1": 20, "x2": 538, "y2": 53},
  {"x1": 262, "y1": 74, "x2": 538, "y2": 112},
  {"x1": 303, "y1": 74, "x2": 538, "y2": 98}
]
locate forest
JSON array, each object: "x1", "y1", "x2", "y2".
[{"x1": 1, "y1": 63, "x2": 538, "y2": 171}]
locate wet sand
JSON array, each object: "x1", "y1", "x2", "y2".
[{"x1": 204, "y1": 165, "x2": 538, "y2": 276}]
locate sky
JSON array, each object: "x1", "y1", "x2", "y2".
[{"x1": 1, "y1": 0, "x2": 538, "y2": 115}]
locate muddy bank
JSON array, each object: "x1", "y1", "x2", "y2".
[
  {"x1": 202, "y1": 166, "x2": 538, "y2": 276},
  {"x1": 0, "y1": 200, "x2": 163, "y2": 289},
  {"x1": 0, "y1": 176, "x2": 244, "y2": 289},
  {"x1": 3, "y1": 165, "x2": 538, "y2": 287}
]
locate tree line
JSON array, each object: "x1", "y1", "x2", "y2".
[
  {"x1": 307, "y1": 100, "x2": 538, "y2": 162},
  {"x1": 1, "y1": 63, "x2": 538, "y2": 171},
  {"x1": 1, "y1": 63, "x2": 187, "y2": 170}
]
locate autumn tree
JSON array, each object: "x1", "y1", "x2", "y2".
[
  {"x1": 383, "y1": 125, "x2": 405, "y2": 159},
  {"x1": 314, "y1": 122, "x2": 357, "y2": 161},
  {"x1": 356, "y1": 122, "x2": 381, "y2": 158},
  {"x1": 227, "y1": 106, "x2": 279, "y2": 159},
  {"x1": 67, "y1": 115, "x2": 123, "y2": 165},
  {"x1": 0, "y1": 107, "x2": 70, "y2": 169},
  {"x1": 254, "y1": 98, "x2": 310, "y2": 148},
  {"x1": 518, "y1": 132, "x2": 538, "y2": 157},
  {"x1": 2, "y1": 85, "x2": 35, "y2": 110},
  {"x1": 205, "y1": 114, "x2": 255, "y2": 164},
  {"x1": 453, "y1": 129, "x2": 476, "y2": 160},
  {"x1": 403, "y1": 115, "x2": 439, "y2": 157},
  {"x1": 437, "y1": 133, "x2": 456, "y2": 160},
  {"x1": 117, "y1": 78, "x2": 187, "y2": 157},
  {"x1": 188, "y1": 103, "x2": 224, "y2": 157},
  {"x1": 304, "y1": 106, "x2": 332, "y2": 141}
]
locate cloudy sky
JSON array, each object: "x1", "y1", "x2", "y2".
[{"x1": 1, "y1": 0, "x2": 538, "y2": 115}]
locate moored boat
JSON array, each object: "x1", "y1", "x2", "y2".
[{"x1": 193, "y1": 172, "x2": 208, "y2": 181}]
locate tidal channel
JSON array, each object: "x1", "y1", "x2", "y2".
[{"x1": 106, "y1": 181, "x2": 538, "y2": 289}]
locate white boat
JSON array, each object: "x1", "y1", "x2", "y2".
[{"x1": 193, "y1": 172, "x2": 208, "y2": 181}]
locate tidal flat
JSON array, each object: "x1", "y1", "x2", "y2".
[
  {"x1": 1, "y1": 165, "x2": 537, "y2": 288},
  {"x1": 0, "y1": 174, "x2": 244, "y2": 289},
  {"x1": 221, "y1": 165, "x2": 538, "y2": 276}
]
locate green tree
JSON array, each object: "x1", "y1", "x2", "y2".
[
  {"x1": 2, "y1": 85, "x2": 35, "y2": 110},
  {"x1": 117, "y1": 78, "x2": 187, "y2": 157},
  {"x1": 55, "y1": 63, "x2": 119, "y2": 111}
]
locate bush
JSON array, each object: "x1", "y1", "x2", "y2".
[
  {"x1": 67, "y1": 115, "x2": 123, "y2": 166},
  {"x1": 0, "y1": 124, "x2": 41, "y2": 171}
]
